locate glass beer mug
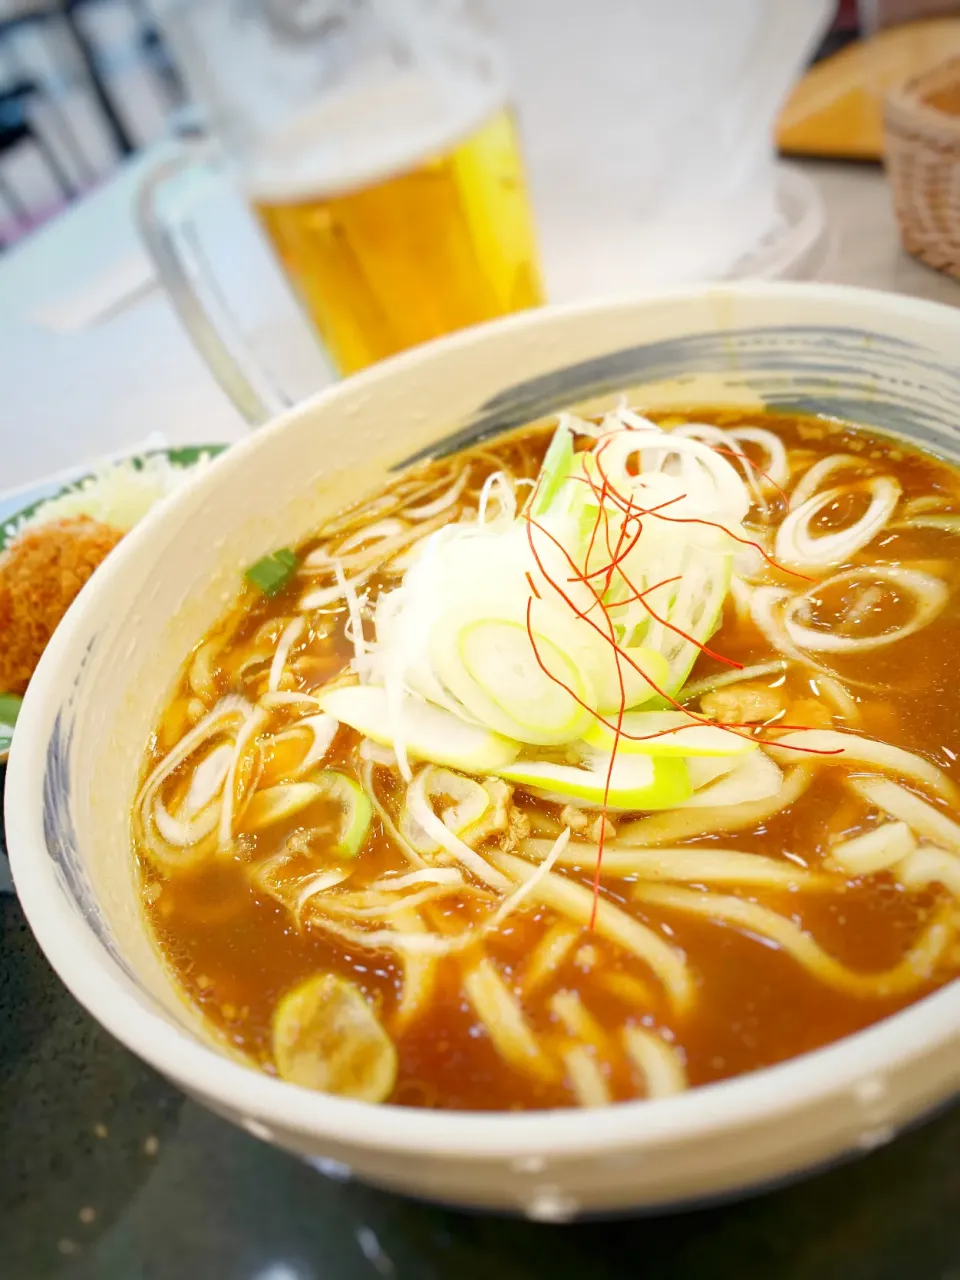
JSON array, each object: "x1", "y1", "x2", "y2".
[{"x1": 142, "y1": 0, "x2": 544, "y2": 423}]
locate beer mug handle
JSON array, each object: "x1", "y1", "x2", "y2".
[{"x1": 137, "y1": 145, "x2": 289, "y2": 427}]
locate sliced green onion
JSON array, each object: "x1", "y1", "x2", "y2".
[
  {"x1": 245, "y1": 548, "x2": 299, "y2": 597},
  {"x1": 399, "y1": 767, "x2": 491, "y2": 855},
  {"x1": 678, "y1": 659, "x2": 787, "y2": 703},
  {"x1": 586, "y1": 643, "x2": 671, "y2": 715},
  {"x1": 529, "y1": 421, "x2": 574, "y2": 518},
  {"x1": 314, "y1": 769, "x2": 373, "y2": 858},
  {"x1": 357, "y1": 410, "x2": 755, "y2": 775},
  {"x1": 241, "y1": 769, "x2": 371, "y2": 856},
  {"x1": 243, "y1": 781, "x2": 326, "y2": 831},
  {"x1": 583, "y1": 709, "x2": 757, "y2": 758},
  {"x1": 497, "y1": 752, "x2": 692, "y2": 812},
  {"x1": 272, "y1": 972, "x2": 397, "y2": 1101},
  {"x1": 319, "y1": 685, "x2": 519, "y2": 772},
  {"x1": 435, "y1": 616, "x2": 593, "y2": 746},
  {"x1": 677, "y1": 750, "x2": 781, "y2": 808}
]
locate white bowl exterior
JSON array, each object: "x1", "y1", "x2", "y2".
[{"x1": 6, "y1": 282, "x2": 960, "y2": 1216}]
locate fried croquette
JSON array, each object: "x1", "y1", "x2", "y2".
[{"x1": 0, "y1": 517, "x2": 124, "y2": 694}]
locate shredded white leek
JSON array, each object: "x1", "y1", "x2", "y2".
[
  {"x1": 404, "y1": 467, "x2": 472, "y2": 520},
  {"x1": 267, "y1": 617, "x2": 304, "y2": 693},
  {"x1": 406, "y1": 769, "x2": 510, "y2": 890},
  {"x1": 350, "y1": 413, "x2": 754, "y2": 766}
]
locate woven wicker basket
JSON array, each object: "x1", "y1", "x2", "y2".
[{"x1": 885, "y1": 56, "x2": 960, "y2": 277}]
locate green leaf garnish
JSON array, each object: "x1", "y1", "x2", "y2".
[
  {"x1": 0, "y1": 692, "x2": 23, "y2": 732},
  {"x1": 245, "y1": 548, "x2": 299, "y2": 598}
]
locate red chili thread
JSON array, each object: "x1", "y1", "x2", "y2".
[
  {"x1": 526, "y1": 493, "x2": 831, "y2": 752},
  {"x1": 519, "y1": 427, "x2": 843, "y2": 921}
]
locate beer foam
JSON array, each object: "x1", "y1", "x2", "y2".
[{"x1": 244, "y1": 70, "x2": 502, "y2": 204}]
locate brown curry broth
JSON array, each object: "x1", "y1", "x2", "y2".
[{"x1": 140, "y1": 410, "x2": 960, "y2": 1111}]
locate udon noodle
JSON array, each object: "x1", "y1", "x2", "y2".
[{"x1": 133, "y1": 407, "x2": 960, "y2": 1111}]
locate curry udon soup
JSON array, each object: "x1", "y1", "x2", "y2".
[{"x1": 134, "y1": 407, "x2": 960, "y2": 1112}]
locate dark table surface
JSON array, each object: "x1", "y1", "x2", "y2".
[{"x1": 2, "y1": 768, "x2": 958, "y2": 1280}]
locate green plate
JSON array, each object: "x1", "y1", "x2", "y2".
[
  {"x1": 0, "y1": 692, "x2": 21, "y2": 760},
  {"x1": 0, "y1": 444, "x2": 227, "y2": 762}
]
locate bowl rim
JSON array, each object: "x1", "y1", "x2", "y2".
[{"x1": 7, "y1": 279, "x2": 960, "y2": 1161}]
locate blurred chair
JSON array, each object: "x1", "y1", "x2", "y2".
[
  {"x1": 57, "y1": 0, "x2": 188, "y2": 150},
  {"x1": 50, "y1": 0, "x2": 135, "y2": 155},
  {"x1": 0, "y1": 0, "x2": 150, "y2": 160},
  {"x1": 0, "y1": 76, "x2": 79, "y2": 247},
  {"x1": 125, "y1": 0, "x2": 188, "y2": 113}
]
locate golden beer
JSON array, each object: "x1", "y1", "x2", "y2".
[{"x1": 251, "y1": 105, "x2": 543, "y2": 376}]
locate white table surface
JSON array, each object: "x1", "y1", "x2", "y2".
[{"x1": 2, "y1": 151, "x2": 960, "y2": 491}]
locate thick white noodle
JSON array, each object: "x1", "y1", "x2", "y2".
[
  {"x1": 463, "y1": 957, "x2": 556, "y2": 1082},
  {"x1": 897, "y1": 846, "x2": 960, "y2": 897},
  {"x1": 730, "y1": 426, "x2": 789, "y2": 488},
  {"x1": 218, "y1": 706, "x2": 269, "y2": 849},
  {"x1": 848, "y1": 777, "x2": 960, "y2": 853},
  {"x1": 562, "y1": 1045, "x2": 611, "y2": 1108},
  {"x1": 830, "y1": 822, "x2": 917, "y2": 876},
  {"x1": 528, "y1": 838, "x2": 825, "y2": 889},
  {"x1": 491, "y1": 851, "x2": 693, "y2": 1012},
  {"x1": 519, "y1": 921, "x2": 582, "y2": 996},
  {"x1": 633, "y1": 884, "x2": 951, "y2": 998},
  {"x1": 617, "y1": 765, "x2": 816, "y2": 846},
  {"x1": 622, "y1": 1026, "x2": 687, "y2": 1097},
  {"x1": 391, "y1": 908, "x2": 438, "y2": 1032}
]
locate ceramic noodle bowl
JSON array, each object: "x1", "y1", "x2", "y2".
[{"x1": 6, "y1": 283, "x2": 960, "y2": 1216}]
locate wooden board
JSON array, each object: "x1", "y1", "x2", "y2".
[{"x1": 777, "y1": 17, "x2": 960, "y2": 160}]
